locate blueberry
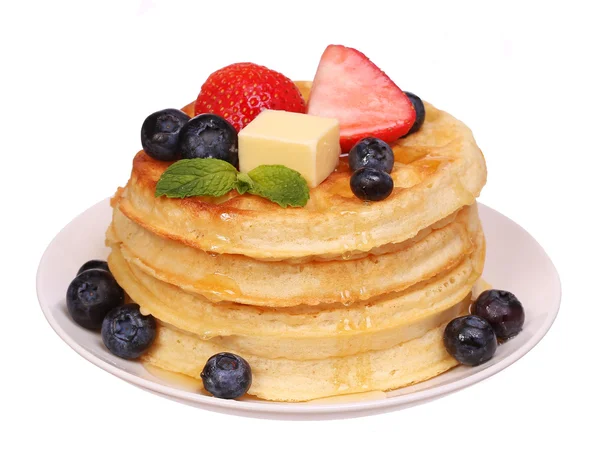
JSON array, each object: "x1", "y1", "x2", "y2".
[
  {"x1": 350, "y1": 167, "x2": 394, "y2": 201},
  {"x1": 101, "y1": 304, "x2": 156, "y2": 359},
  {"x1": 403, "y1": 92, "x2": 426, "y2": 137},
  {"x1": 444, "y1": 316, "x2": 497, "y2": 366},
  {"x1": 141, "y1": 108, "x2": 190, "y2": 161},
  {"x1": 201, "y1": 353, "x2": 252, "y2": 399},
  {"x1": 77, "y1": 260, "x2": 109, "y2": 276},
  {"x1": 349, "y1": 137, "x2": 394, "y2": 173},
  {"x1": 66, "y1": 269, "x2": 124, "y2": 330},
  {"x1": 472, "y1": 289, "x2": 525, "y2": 340},
  {"x1": 178, "y1": 114, "x2": 239, "y2": 167}
]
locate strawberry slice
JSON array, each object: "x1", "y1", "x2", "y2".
[{"x1": 308, "y1": 45, "x2": 416, "y2": 153}]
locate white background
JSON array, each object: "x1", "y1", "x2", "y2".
[{"x1": 2, "y1": 0, "x2": 599, "y2": 455}]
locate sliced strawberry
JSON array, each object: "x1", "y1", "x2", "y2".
[
  {"x1": 308, "y1": 45, "x2": 416, "y2": 153},
  {"x1": 194, "y1": 63, "x2": 306, "y2": 132}
]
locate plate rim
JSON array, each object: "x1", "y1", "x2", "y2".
[{"x1": 36, "y1": 199, "x2": 561, "y2": 416}]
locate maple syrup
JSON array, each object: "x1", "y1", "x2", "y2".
[
  {"x1": 332, "y1": 306, "x2": 374, "y2": 394},
  {"x1": 334, "y1": 158, "x2": 351, "y2": 174},
  {"x1": 194, "y1": 273, "x2": 241, "y2": 300},
  {"x1": 143, "y1": 363, "x2": 204, "y2": 392},
  {"x1": 413, "y1": 158, "x2": 442, "y2": 176},
  {"x1": 207, "y1": 233, "x2": 232, "y2": 252},
  {"x1": 329, "y1": 179, "x2": 354, "y2": 198},
  {"x1": 306, "y1": 390, "x2": 386, "y2": 404},
  {"x1": 393, "y1": 145, "x2": 430, "y2": 164}
]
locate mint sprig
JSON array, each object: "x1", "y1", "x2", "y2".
[
  {"x1": 246, "y1": 165, "x2": 310, "y2": 208},
  {"x1": 234, "y1": 173, "x2": 253, "y2": 195},
  {"x1": 155, "y1": 159, "x2": 238, "y2": 198},
  {"x1": 155, "y1": 159, "x2": 310, "y2": 208}
]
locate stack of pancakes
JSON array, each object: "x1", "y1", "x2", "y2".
[{"x1": 106, "y1": 82, "x2": 487, "y2": 401}]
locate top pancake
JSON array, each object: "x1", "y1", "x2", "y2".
[{"x1": 116, "y1": 81, "x2": 486, "y2": 260}]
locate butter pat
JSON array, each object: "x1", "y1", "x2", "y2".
[{"x1": 238, "y1": 110, "x2": 341, "y2": 187}]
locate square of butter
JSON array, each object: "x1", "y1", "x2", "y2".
[{"x1": 238, "y1": 110, "x2": 341, "y2": 188}]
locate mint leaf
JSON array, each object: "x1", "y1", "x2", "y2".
[
  {"x1": 154, "y1": 159, "x2": 310, "y2": 207},
  {"x1": 235, "y1": 173, "x2": 253, "y2": 195},
  {"x1": 247, "y1": 165, "x2": 310, "y2": 208},
  {"x1": 155, "y1": 158, "x2": 238, "y2": 198}
]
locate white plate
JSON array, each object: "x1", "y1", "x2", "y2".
[{"x1": 37, "y1": 200, "x2": 560, "y2": 420}]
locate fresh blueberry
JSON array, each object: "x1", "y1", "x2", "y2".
[
  {"x1": 141, "y1": 108, "x2": 190, "y2": 161},
  {"x1": 77, "y1": 260, "x2": 109, "y2": 276},
  {"x1": 67, "y1": 268, "x2": 125, "y2": 330},
  {"x1": 444, "y1": 316, "x2": 497, "y2": 366},
  {"x1": 350, "y1": 167, "x2": 394, "y2": 201},
  {"x1": 101, "y1": 304, "x2": 156, "y2": 360},
  {"x1": 201, "y1": 353, "x2": 252, "y2": 399},
  {"x1": 349, "y1": 137, "x2": 394, "y2": 173},
  {"x1": 66, "y1": 269, "x2": 125, "y2": 329},
  {"x1": 472, "y1": 289, "x2": 525, "y2": 340},
  {"x1": 403, "y1": 92, "x2": 426, "y2": 137},
  {"x1": 179, "y1": 114, "x2": 239, "y2": 167}
]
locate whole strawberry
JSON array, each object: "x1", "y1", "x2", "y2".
[{"x1": 194, "y1": 63, "x2": 306, "y2": 131}]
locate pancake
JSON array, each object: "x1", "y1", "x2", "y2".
[
  {"x1": 116, "y1": 82, "x2": 486, "y2": 260},
  {"x1": 106, "y1": 81, "x2": 488, "y2": 402},
  {"x1": 142, "y1": 321, "x2": 463, "y2": 402},
  {"x1": 107, "y1": 204, "x2": 480, "y2": 306},
  {"x1": 108, "y1": 224, "x2": 483, "y2": 360}
]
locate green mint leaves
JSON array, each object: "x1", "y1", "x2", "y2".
[
  {"x1": 155, "y1": 159, "x2": 238, "y2": 198},
  {"x1": 234, "y1": 172, "x2": 254, "y2": 195},
  {"x1": 155, "y1": 159, "x2": 310, "y2": 208},
  {"x1": 245, "y1": 165, "x2": 310, "y2": 208}
]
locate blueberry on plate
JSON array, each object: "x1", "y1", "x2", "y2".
[
  {"x1": 402, "y1": 92, "x2": 426, "y2": 137},
  {"x1": 141, "y1": 108, "x2": 191, "y2": 161},
  {"x1": 77, "y1": 259, "x2": 109, "y2": 276},
  {"x1": 349, "y1": 137, "x2": 394, "y2": 173},
  {"x1": 201, "y1": 352, "x2": 252, "y2": 399},
  {"x1": 350, "y1": 167, "x2": 394, "y2": 201},
  {"x1": 444, "y1": 315, "x2": 497, "y2": 366},
  {"x1": 101, "y1": 304, "x2": 156, "y2": 360},
  {"x1": 178, "y1": 114, "x2": 239, "y2": 167},
  {"x1": 66, "y1": 269, "x2": 125, "y2": 329},
  {"x1": 472, "y1": 289, "x2": 525, "y2": 340}
]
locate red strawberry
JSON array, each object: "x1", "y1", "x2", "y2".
[
  {"x1": 308, "y1": 45, "x2": 416, "y2": 153},
  {"x1": 194, "y1": 62, "x2": 306, "y2": 132}
]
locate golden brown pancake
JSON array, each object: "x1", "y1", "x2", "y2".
[
  {"x1": 116, "y1": 82, "x2": 486, "y2": 260},
  {"x1": 107, "y1": 204, "x2": 480, "y2": 307},
  {"x1": 108, "y1": 227, "x2": 484, "y2": 360},
  {"x1": 106, "y1": 81, "x2": 488, "y2": 401}
]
